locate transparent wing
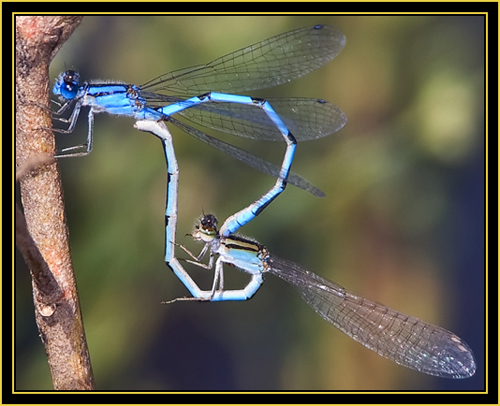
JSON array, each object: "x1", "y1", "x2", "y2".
[
  {"x1": 142, "y1": 95, "x2": 347, "y2": 142},
  {"x1": 177, "y1": 97, "x2": 347, "y2": 141},
  {"x1": 266, "y1": 255, "x2": 476, "y2": 378},
  {"x1": 140, "y1": 25, "x2": 347, "y2": 195},
  {"x1": 141, "y1": 25, "x2": 346, "y2": 95}
]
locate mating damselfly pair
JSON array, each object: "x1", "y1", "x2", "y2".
[{"x1": 51, "y1": 22, "x2": 475, "y2": 380}]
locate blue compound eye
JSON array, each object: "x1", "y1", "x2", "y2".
[
  {"x1": 61, "y1": 70, "x2": 80, "y2": 98},
  {"x1": 53, "y1": 70, "x2": 80, "y2": 100}
]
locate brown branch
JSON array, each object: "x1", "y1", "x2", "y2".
[
  {"x1": 16, "y1": 154, "x2": 61, "y2": 304},
  {"x1": 15, "y1": 16, "x2": 94, "y2": 390}
]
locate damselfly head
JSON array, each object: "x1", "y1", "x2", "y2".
[
  {"x1": 192, "y1": 214, "x2": 218, "y2": 242},
  {"x1": 53, "y1": 70, "x2": 81, "y2": 100}
]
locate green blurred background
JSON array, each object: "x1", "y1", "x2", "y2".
[{"x1": 16, "y1": 15, "x2": 484, "y2": 391}]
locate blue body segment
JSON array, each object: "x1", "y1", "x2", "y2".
[
  {"x1": 174, "y1": 213, "x2": 476, "y2": 379},
  {"x1": 135, "y1": 120, "x2": 210, "y2": 300}
]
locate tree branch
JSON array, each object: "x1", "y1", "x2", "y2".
[{"x1": 15, "y1": 16, "x2": 94, "y2": 390}]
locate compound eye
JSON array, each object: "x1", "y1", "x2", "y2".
[{"x1": 54, "y1": 70, "x2": 81, "y2": 100}]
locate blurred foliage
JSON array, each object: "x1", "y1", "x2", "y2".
[{"x1": 16, "y1": 15, "x2": 484, "y2": 391}]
